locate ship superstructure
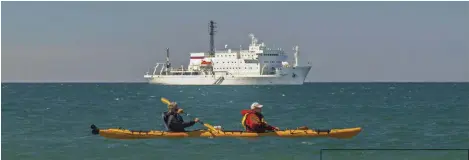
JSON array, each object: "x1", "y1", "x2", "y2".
[{"x1": 144, "y1": 21, "x2": 311, "y2": 85}]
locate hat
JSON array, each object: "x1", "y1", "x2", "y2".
[
  {"x1": 168, "y1": 102, "x2": 178, "y2": 110},
  {"x1": 251, "y1": 102, "x2": 263, "y2": 109}
]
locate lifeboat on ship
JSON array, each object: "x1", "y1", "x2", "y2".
[{"x1": 200, "y1": 60, "x2": 212, "y2": 67}]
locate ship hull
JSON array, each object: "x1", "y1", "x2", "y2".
[{"x1": 144, "y1": 66, "x2": 311, "y2": 85}]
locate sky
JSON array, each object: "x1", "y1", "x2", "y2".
[{"x1": 1, "y1": 1, "x2": 468, "y2": 82}]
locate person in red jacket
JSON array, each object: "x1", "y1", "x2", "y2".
[{"x1": 241, "y1": 102, "x2": 280, "y2": 133}]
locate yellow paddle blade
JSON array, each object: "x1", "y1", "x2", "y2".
[
  {"x1": 202, "y1": 123, "x2": 217, "y2": 132},
  {"x1": 161, "y1": 97, "x2": 171, "y2": 105}
]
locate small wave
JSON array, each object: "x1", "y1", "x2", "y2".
[
  {"x1": 107, "y1": 143, "x2": 129, "y2": 148},
  {"x1": 301, "y1": 141, "x2": 316, "y2": 145}
]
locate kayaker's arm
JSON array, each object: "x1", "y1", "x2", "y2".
[
  {"x1": 178, "y1": 115, "x2": 197, "y2": 128},
  {"x1": 167, "y1": 115, "x2": 196, "y2": 131},
  {"x1": 248, "y1": 114, "x2": 278, "y2": 131},
  {"x1": 251, "y1": 122, "x2": 277, "y2": 131},
  {"x1": 181, "y1": 120, "x2": 196, "y2": 128},
  {"x1": 264, "y1": 124, "x2": 278, "y2": 131}
]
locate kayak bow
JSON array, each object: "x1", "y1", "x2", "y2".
[{"x1": 90, "y1": 124, "x2": 362, "y2": 139}]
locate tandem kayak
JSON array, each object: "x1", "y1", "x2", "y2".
[{"x1": 90, "y1": 124, "x2": 362, "y2": 139}]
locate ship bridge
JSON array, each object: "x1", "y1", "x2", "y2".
[{"x1": 186, "y1": 34, "x2": 291, "y2": 75}]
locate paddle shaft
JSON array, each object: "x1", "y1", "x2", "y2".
[
  {"x1": 182, "y1": 113, "x2": 205, "y2": 125},
  {"x1": 182, "y1": 113, "x2": 218, "y2": 131}
]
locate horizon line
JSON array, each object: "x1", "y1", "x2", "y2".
[{"x1": 2, "y1": 81, "x2": 468, "y2": 84}]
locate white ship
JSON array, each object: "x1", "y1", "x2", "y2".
[{"x1": 143, "y1": 21, "x2": 312, "y2": 85}]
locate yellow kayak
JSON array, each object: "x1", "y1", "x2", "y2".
[{"x1": 90, "y1": 124, "x2": 362, "y2": 139}]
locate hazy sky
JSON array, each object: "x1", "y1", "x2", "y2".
[{"x1": 2, "y1": 1, "x2": 468, "y2": 82}]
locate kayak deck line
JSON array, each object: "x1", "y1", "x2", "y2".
[{"x1": 90, "y1": 124, "x2": 362, "y2": 139}]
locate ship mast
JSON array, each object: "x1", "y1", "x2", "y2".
[
  {"x1": 293, "y1": 45, "x2": 299, "y2": 67},
  {"x1": 208, "y1": 20, "x2": 216, "y2": 57},
  {"x1": 165, "y1": 48, "x2": 171, "y2": 74}
]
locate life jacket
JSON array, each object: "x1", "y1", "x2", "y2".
[
  {"x1": 241, "y1": 111, "x2": 267, "y2": 131},
  {"x1": 162, "y1": 111, "x2": 184, "y2": 131}
]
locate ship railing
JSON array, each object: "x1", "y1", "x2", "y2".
[
  {"x1": 147, "y1": 62, "x2": 219, "y2": 76},
  {"x1": 146, "y1": 62, "x2": 173, "y2": 76}
]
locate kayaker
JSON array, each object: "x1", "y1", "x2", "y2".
[
  {"x1": 162, "y1": 102, "x2": 199, "y2": 132},
  {"x1": 241, "y1": 102, "x2": 280, "y2": 133}
]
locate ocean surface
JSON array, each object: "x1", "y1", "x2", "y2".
[{"x1": 1, "y1": 83, "x2": 468, "y2": 160}]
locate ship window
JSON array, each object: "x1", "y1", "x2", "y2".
[{"x1": 271, "y1": 61, "x2": 274, "y2": 63}]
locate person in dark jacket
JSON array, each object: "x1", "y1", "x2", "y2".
[
  {"x1": 241, "y1": 102, "x2": 280, "y2": 133},
  {"x1": 162, "y1": 102, "x2": 199, "y2": 132}
]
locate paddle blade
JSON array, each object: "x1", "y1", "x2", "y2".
[
  {"x1": 161, "y1": 97, "x2": 171, "y2": 105},
  {"x1": 203, "y1": 123, "x2": 217, "y2": 132}
]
